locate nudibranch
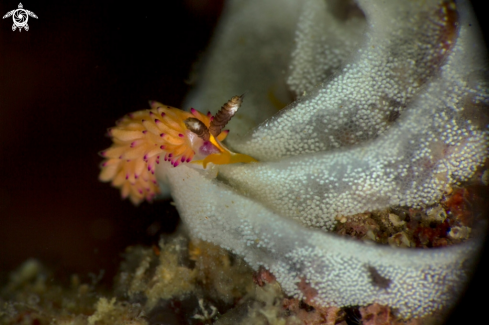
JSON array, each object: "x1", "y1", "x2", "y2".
[{"x1": 99, "y1": 95, "x2": 257, "y2": 204}]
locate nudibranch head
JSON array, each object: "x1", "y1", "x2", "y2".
[{"x1": 99, "y1": 96, "x2": 257, "y2": 204}]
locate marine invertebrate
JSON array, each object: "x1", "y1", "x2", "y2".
[
  {"x1": 101, "y1": 0, "x2": 488, "y2": 320},
  {"x1": 99, "y1": 96, "x2": 256, "y2": 204},
  {"x1": 215, "y1": 0, "x2": 488, "y2": 230}
]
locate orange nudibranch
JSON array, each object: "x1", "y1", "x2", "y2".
[{"x1": 99, "y1": 95, "x2": 257, "y2": 205}]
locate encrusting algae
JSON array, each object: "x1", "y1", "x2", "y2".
[{"x1": 99, "y1": 95, "x2": 257, "y2": 204}]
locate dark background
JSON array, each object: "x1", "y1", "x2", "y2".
[
  {"x1": 0, "y1": 1, "x2": 487, "y2": 324},
  {"x1": 0, "y1": 0, "x2": 224, "y2": 277}
]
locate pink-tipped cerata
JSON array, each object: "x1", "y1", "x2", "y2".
[{"x1": 99, "y1": 97, "x2": 257, "y2": 205}]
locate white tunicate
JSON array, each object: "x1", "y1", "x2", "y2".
[
  {"x1": 217, "y1": 0, "x2": 488, "y2": 229},
  {"x1": 229, "y1": 0, "x2": 472, "y2": 160},
  {"x1": 158, "y1": 0, "x2": 488, "y2": 318},
  {"x1": 160, "y1": 165, "x2": 479, "y2": 318},
  {"x1": 220, "y1": 29, "x2": 488, "y2": 227}
]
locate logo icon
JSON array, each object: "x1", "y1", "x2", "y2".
[{"x1": 3, "y1": 3, "x2": 38, "y2": 32}]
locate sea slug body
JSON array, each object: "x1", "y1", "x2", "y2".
[{"x1": 99, "y1": 96, "x2": 256, "y2": 204}]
